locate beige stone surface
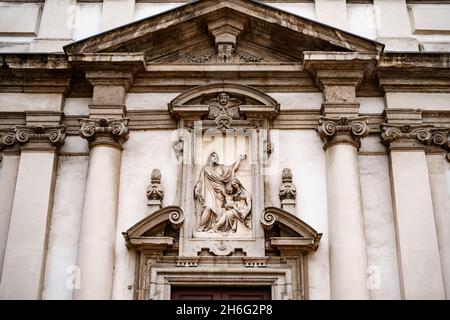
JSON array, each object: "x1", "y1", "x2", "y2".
[
  {"x1": 37, "y1": 0, "x2": 76, "y2": 40},
  {"x1": 0, "y1": 3, "x2": 42, "y2": 36},
  {"x1": 112, "y1": 130, "x2": 179, "y2": 299},
  {"x1": 43, "y1": 156, "x2": 88, "y2": 300},
  {"x1": 427, "y1": 154, "x2": 450, "y2": 299},
  {"x1": 409, "y1": 5, "x2": 450, "y2": 34},
  {"x1": 0, "y1": 153, "x2": 20, "y2": 280},
  {"x1": 390, "y1": 150, "x2": 445, "y2": 299},
  {"x1": 347, "y1": 4, "x2": 377, "y2": 40},
  {"x1": 73, "y1": 146, "x2": 122, "y2": 300},
  {"x1": 63, "y1": 98, "x2": 90, "y2": 116},
  {"x1": 101, "y1": 0, "x2": 135, "y2": 32},
  {"x1": 267, "y1": 130, "x2": 331, "y2": 299},
  {"x1": 315, "y1": 0, "x2": 347, "y2": 30},
  {"x1": 0, "y1": 151, "x2": 57, "y2": 299},
  {"x1": 0, "y1": 93, "x2": 64, "y2": 112},
  {"x1": 359, "y1": 155, "x2": 401, "y2": 299},
  {"x1": 385, "y1": 92, "x2": 450, "y2": 111},
  {"x1": 374, "y1": 0, "x2": 412, "y2": 38},
  {"x1": 326, "y1": 143, "x2": 369, "y2": 300}
]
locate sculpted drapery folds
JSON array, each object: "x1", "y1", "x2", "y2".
[{"x1": 194, "y1": 152, "x2": 251, "y2": 233}]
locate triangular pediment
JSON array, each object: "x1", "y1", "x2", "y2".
[{"x1": 64, "y1": 0, "x2": 383, "y2": 65}]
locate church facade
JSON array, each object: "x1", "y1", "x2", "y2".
[{"x1": 0, "y1": 0, "x2": 449, "y2": 300}]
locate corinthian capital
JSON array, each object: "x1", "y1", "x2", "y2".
[
  {"x1": 317, "y1": 116, "x2": 369, "y2": 150},
  {"x1": 14, "y1": 125, "x2": 66, "y2": 150},
  {"x1": 79, "y1": 118, "x2": 129, "y2": 149},
  {"x1": 381, "y1": 124, "x2": 449, "y2": 158}
]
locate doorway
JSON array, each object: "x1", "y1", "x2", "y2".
[{"x1": 171, "y1": 286, "x2": 271, "y2": 300}]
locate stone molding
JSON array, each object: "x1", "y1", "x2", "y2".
[
  {"x1": 317, "y1": 116, "x2": 369, "y2": 150},
  {"x1": 1, "y1": 125, "x2": 66, "y2": 151},
  {"x1": 85, "y1": 71, "x2": 134, "y2": 91},
  {"x1": 79, "y1": 118, "x2": 129, "y2": 149},
  {"x1": 381, "y1": 124, "x2": 450, "y2": 159}
]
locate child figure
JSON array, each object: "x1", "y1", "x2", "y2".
[{"x1": 214, "y1": 184, "x2": 242, "y2": 233}]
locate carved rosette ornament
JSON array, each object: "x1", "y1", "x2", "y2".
[
  {"x1": 13, "y1": 125, "x2": 66, "y2": 149},
  {"x1": 317, "y1": 116, "x2": 369, "y2": 150},
  {"x1": 147, "y1": 169, "x2": 164, "y2": 208},
  {"x1": 79, "y1": 118, "x2": 129, "y2": 149},
  {"x1": 381, "y1": 124, "x2": 450, "y2": 160}
]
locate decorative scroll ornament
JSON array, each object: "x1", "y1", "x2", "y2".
[
  {"x1": 14, "y1": 125, "x2": 66, "y2": 147},
  {"x1": 317, "y1": 116, "x2": 369, "y2": 150},
  {"x1": 147, "y1": 169, "x2": 164, "y2": 207},
  {"x1": 381, "y1": 124, "x2": 449, "y2": 160},
  {"x1": 79, "y1": 118, "x2": 129, "y2": 147},
  {"x1": 0, "y1": 129, "x2": 17, "y2": 150}
]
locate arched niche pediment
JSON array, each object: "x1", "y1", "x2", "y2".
[
  {"x1": 168, "y1": 83, "x2": 280, "y2": 122},
  {"x1": 261, "y1": 207, "x2": 322, "y2": 254},
  {"x1": 122, "y1": 206, "x2": 184, "y2": 251}
]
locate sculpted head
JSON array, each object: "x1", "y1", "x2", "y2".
[
  {"x1": 208, "y1": 152, "x2": 219, "y2": 165},
  {"x1": 230, "y1": 178, "x2": 243, "y2": 191},
  {"x1": 218, "y1": 93, "x2": 229, "y2": 106}
]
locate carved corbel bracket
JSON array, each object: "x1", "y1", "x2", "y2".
[
  {"x1": 381, "y1": 124, "x2": 449, "y2": 158},
  {"x1": 207, "y1": 19, "x2": 244, "y2": 63},
  {"x1": 317, "y1": 116, "x2": 369, "y2": 150},
  {"x1": 79, "y1": 118, "x2": 129, "y2": 149}
]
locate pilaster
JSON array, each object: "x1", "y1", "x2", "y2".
[
  {"x1": 0, "y1": 113, "x2": 65, "y2": 299},
  {"x1": 381, "y1": 110, "x2": 446, "y2": 299}
]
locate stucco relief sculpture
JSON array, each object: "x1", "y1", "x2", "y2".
[
  {"x1": 194, "y1": 152, "x2": 251, "y2": 233},
  {"x1": 205, "y1": 93, "x2": 243, "y2": 129}
]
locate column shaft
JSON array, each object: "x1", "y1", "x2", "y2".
[
  {"x1": 73, "y1": 145, "x2": 122, "y2": 299},
  {"x1": 326, "y1": 143, "x2": 370, "y2": 299}
]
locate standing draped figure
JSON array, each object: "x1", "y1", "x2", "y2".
[{"x1": 194, "y1": 152, "x2": 246, "y2": 231}]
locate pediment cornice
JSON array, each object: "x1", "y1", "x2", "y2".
[{"x1": 64, "y1": 0, "x2": 383, "y2": 61}]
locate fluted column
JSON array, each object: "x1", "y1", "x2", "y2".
[
  {"x1": 0, "y1": 122, "x2": 65, "y2": 299},
  {"x1": 73, "y1": 71, "x2": 132, "y2": 300},
  {"x1": 305, "y1": 52, "x2": 375, "y2": 299},
  {"x1": 381, "y1": 122, "x2": 446, "y2": 299},
  {"x1": 318, "y1": 117, "x2": 370, "y2": 300}
]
